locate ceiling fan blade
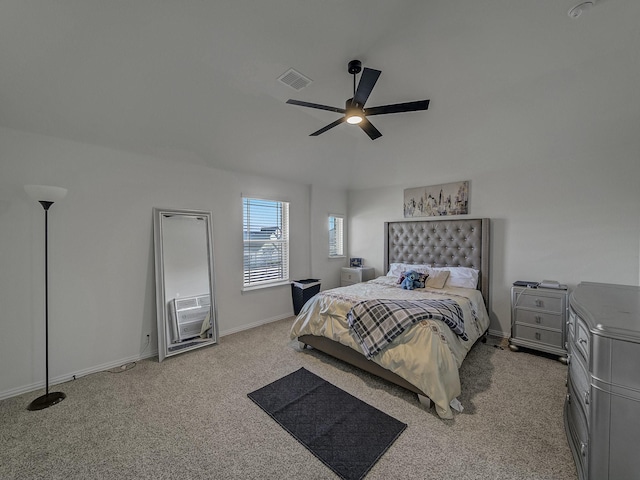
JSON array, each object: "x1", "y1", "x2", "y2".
[
  {"x1": 364, "y1": 99, "x2": 430, "y2": 116},
  {"x1": 287, "y1": 99, "x2": 346, "y2": 114},
  {"x1": 352, "y1": 68, "x2": 381, "y2": 107},
  {"x1": 310, "y1": 117, "x2": 347, "y2": 136},
  {"x1": 358, "y1": 118, "x2": 382, "y2": 140}
]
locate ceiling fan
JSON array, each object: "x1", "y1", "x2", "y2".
[{"x1": 286, "y1": 60, "x2": 430, "y2": 140}]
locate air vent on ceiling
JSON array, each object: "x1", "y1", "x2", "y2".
[{"x1": 278, "y1": 68, "x2": 312, "y2": 91}]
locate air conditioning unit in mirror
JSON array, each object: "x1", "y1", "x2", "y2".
[{"x1": 170, "y1": 294, "x2": 211, "y2": 343}]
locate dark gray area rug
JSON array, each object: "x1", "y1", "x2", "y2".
[{"x1": 247, "y1": 367, "x2": 407, "y2": 480}]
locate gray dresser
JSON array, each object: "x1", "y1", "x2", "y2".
[{"x1": 565, "y1": 282, "x2": 640, "y2": 480}]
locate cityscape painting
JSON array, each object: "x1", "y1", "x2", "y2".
[{"x1": 403, "y1": 181, "x2": 469, "y2": 217}]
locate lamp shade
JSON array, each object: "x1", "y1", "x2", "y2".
[{"x1": 24, "y1": 185, "x2": 68, "y2": 202}]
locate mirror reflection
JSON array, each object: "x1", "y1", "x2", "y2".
[{"x1": 153, "y1": 208, "x2": 217, "y2": 361}]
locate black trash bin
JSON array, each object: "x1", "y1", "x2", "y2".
[{"x1": 291, "y1": 279, "x2": 321, "y2": 315}]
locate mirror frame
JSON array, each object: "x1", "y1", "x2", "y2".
[{"x1": 153, "y1": 207, "x2": 218, "y2": 362}]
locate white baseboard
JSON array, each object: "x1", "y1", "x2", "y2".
[
  {"x1": 488, "y1": 328, "x2": 509, "y2": 338},
  {"x1": 219, "y1": 312, "x2": 292, "y2": 337},
  {"x1": 1, "y1": 313, "x2": 294, "y2": 402},
  {"x1": 0, "y1": 349, "x2": 158, "y2": 402}
]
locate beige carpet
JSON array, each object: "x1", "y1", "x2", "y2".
[{"x1": 0, "y1": 318, "x2": 576, "y2": 480}]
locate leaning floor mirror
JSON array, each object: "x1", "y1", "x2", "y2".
[{"x1": 153, "y1": 208, "x2": 218, "y2": 362}]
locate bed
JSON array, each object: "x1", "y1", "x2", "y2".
[{"x1": 290, "y1": 218, "x2": 490, "y2": 418}]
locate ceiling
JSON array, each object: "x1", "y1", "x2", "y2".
[{"x1": 1, "y1": 0, "x2": 638, "y2": 189}]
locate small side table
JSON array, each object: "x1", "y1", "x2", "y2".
[
  {"x1": 341, "y1": 267, "x2": 375, "y2": 287},
  {"x1": 509, "y1": 285, "x2": 569, "y2": 363}
]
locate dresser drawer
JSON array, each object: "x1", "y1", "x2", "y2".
[
  {"x1": 513, "y1": 324, "x2": 563, "y2": 348},
  {"x1": 514, "y1": 291, "x2": 564, "y2": 313},
  {"x1": 514, "y1": 309, "x2": 563, "y2": 331},
  {"x1": 567, "y1": 309, "x2": 577, "y2": 343},
  {"x1": 569, "y1": 353, "x2": 591, "y2": 417},
  {"x1": 574, "y1": 317, "x2": 590, "y2": 364},
  {"x1": 567, "y1": 380, "x2": 589, "y2": 477}
]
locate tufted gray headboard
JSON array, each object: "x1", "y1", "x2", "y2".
[{"x1": 384, "y1": 218, "x2": 490, "y2": 309}]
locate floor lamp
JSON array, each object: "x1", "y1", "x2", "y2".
[{"x1": 24, "y1": 184, "x2": 68, "y2": 411}]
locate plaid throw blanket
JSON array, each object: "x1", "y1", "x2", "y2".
[{"x1": 347, "y1": 298, "x2": 468, "y2": 358}]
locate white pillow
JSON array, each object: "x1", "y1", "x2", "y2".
[
  {"x1": 387, "y1": 263, "x2": 409, "y2": 277},
  {"x1": 386, "y1": 263, "x2": 431, "y2": 277},
  {"x1": 430, "y1": 266, "x2": 479, "y2": 289},
  {"x1": 407, "y1": 264, "x2": 430, "y2": 273}
]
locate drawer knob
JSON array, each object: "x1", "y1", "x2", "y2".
[
  {"x1": 535, "y1": 299, "x2": 543, "y2": 307},
  {"x1": 578, "y1": 338, "x2": 587, "y2": 345},
  {"x1": 535, "y1": 332, "x2": 541, "y2": 340},
  {"x1": 580, "y1": 442, "x2": 587, "y2": 457},
  {"x1": 566, "y1": 393, "x2": 571, "y2": 404},
  {"x1": 535, "y1": 315, "x2": 542, "y2": 324},
  {"x1": 566, "y1": 354, "x2": 571, "y2": 365},
  {"x1": 584, "y1": 390, "x2": 590, "y2": 405}
]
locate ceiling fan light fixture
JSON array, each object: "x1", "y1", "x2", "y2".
[
  {"x1": 286, "y1": 59, "x2": 430, "y2": 140},
  {"x1": 568, "y1": 1, "x2": 595, "y2": 18}
]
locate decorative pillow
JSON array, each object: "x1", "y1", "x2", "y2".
[
  {"x1": 424, "y1": 269, "x2": 449, "y2": 289},
  {"x1": 430, "y1": 266, "x2": 479, "y2": 289}
]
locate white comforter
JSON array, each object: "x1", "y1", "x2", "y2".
[{"x1": 289, "y1": 276, "x2": 490, "y2": 418}]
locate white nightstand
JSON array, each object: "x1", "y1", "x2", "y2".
[{"x1": 341, "y1": 267, "x2": 375, "y2": 287}]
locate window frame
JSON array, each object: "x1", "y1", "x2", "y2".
[
  {"x1": 328, "y1": 214, "x2": 345, "y2": 258},
  {"x1": 242, "y1": 196, "x2": 290, "y2": 291}
]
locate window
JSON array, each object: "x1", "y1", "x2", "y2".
[
  {"x1": 329, "y1": 215, "x2": 344, "y2": 257},
  {"x1": 243, "y1": 197, "x2": 289, "y2": 288}
]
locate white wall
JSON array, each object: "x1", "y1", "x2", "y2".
[
  {"x1": 0, "y1": 127, "x2": 345, "y2": 399},
  {"x1": 309, "y1": 185, "x2": 349, "y2": 290},
  {"x1": 348, "y1": 147, "x2": 640, "y2": 336}
]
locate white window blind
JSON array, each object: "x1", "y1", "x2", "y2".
[
  {"x1": 329, "y1": 215, "x2": 344, "y2": 257},
  {"x1": 243, "y1": 197, "x2": 289, "y2": 288}
]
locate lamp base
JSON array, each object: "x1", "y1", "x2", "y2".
[{"x1": 27, "y1": 391, "x2": 66, "y2": 411}]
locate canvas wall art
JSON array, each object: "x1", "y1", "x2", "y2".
[{"x1": 404, "y1": 181, "x2": 469, "y2": 217}]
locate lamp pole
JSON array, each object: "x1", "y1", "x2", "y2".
[
  {"x1": 42, "y1": 201, "x2": 53, "y2": 399},
  {"x1": 25, "y1": 185, "x2": 67, "y2": 411}
]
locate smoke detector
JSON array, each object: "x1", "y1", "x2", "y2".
[{"x1": 568, "y1": 1, "x2": 595, "y2": 18}]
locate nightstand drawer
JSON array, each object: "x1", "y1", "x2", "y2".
[
  {"x1": 514, "y1": 309, "x2": 563, "y2": 331},
  {"x1": 341, "y1": 270, "x2": 359, "y2": 283},
  {"x1": 515, "y1": 291, "x2": 564, "y2": 313},
  {"x1": 513, "y1": 324, "x2": 563, "y2": 348}
]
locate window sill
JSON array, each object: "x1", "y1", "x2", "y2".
[
  {"x1": 329, "y1": 255, "x2": 346, "y2": 259},
  {"x1": 242, "y1": 280, "x2": 291, "y2": 292}
]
